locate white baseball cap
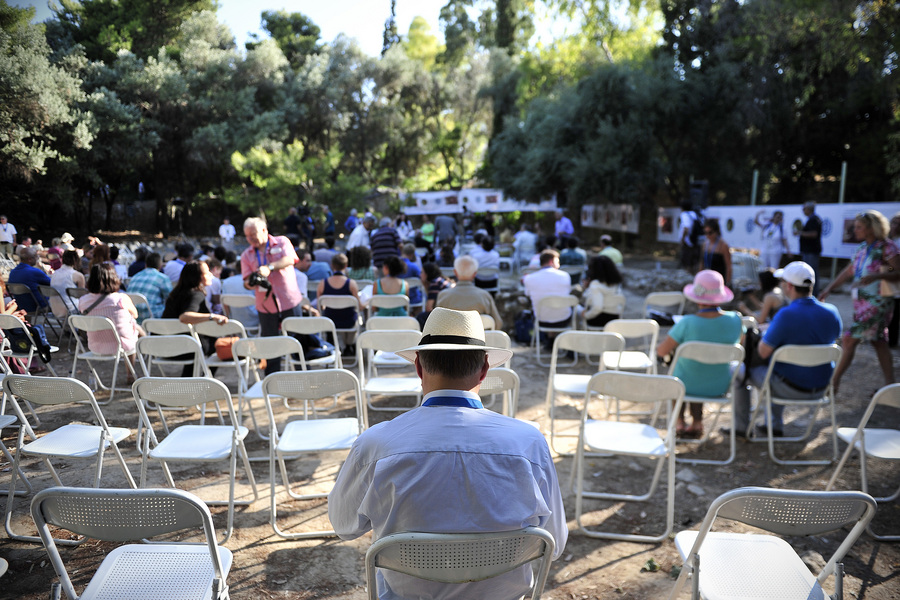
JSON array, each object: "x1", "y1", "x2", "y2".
[{"x1": 774, "y1": 261, "x2": 815, "y2": 286}]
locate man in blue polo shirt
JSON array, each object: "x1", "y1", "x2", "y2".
[
  {"x1": 731, "y1": 261, "x2": 842, "y2": 437},
  {"x1": 8, "y1": 247, "x2": 50, "y2": 312}
]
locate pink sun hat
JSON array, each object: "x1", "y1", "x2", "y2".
[{"x1": 682, "y1": 269, "x2": 734, "y2": 305}]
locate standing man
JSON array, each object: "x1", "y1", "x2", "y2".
[
  {"x1": 241, "y1": 217, "x2": 304, "y2": 374},
  {"x1": 730, "y1": 262, "x2": 841, "y2": 438},
  {"x1": 329, "y1": 308, "x2": 567, "y2": 600},
  {"x1": 284, "y1": 207, "x2": 301, "y2": 248},
  {"x1": 0, "y1": 215, "x2": 17, "y2": 257},
  {"x1": 370, "y1": 217, "x2": 401, "y2": 270},
  {"x1": 796, "y1": 201, "x2": 823, "y2": 296},
  {"x1": 322, "y1": 205, "x2": 335, "y2": 238},
  {"x1": 554, "y1": 210, "x2": 574, "y2": 247},
  {"x1": 679, "y1": 202, "x2": 702, "y2": 272},
  {"x1": 219, "y1": 217, "x2": 236, "y2": 252},
  {"x1": 344, "y1": 208, "x2": 359, "y2": 234},
  {"x1": 126, "y1": 252, "x2": 173, "y2": 322},
  {"x1": 523, "y1": 249, "x2": 573, "y2": 349},
  {"x1": 434, "y1": 213, "x2": 458, "y2": 246},
  {"x1": 347, "y1": 215, "x2": 375, "y2": 251}
]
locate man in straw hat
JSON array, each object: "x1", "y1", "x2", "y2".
[{"x1": 329, "y1": 307, "x2": 567, "y2": 599}]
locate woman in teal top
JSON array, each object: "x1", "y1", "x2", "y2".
[
  {"x1": 374, "y1": 256, "x2": 409, "y2": 316},
  {"x1": 657, "y1": 269, "x2": 744, "y2": 438}
]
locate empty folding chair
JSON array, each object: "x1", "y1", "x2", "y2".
[
  {"x1": 533, "y1": 295, "x2": 579, "y2": 367},
  {"x1": 68, "y1": 315, "x2": 138, "y2": 404},
  {"x1": 3, "y1": 375, "x2": 135, "y2": 544},
  {"x1": 262, "y1": 369, "x2": 366, "y2": 538},
  {"x1": 232, "y1": 336, "x2": 302, "y2": 440},
  {"x1": 282, "y1": 316, "x2": 342, "y2": 370},
  {"x1": 826, "y1": 383, "x2": 900, "y2": 541},
  {"x1": 480, "y1": 314, "x2": 496, "y2": 330},
  {"x1": 484, "y1": 330, "x2": 512, "y2": 368},
  {"x1": 366, "y1": 527, "x2": 555, "y2": 600},
  {"x1": 32, "y1": 486, "x2": 232, "y2": 600},
  {"x1": 544, "y1": 331, "x2": 624, "y2": 455},
  {"x1": 356, "y1": 330, "x2": 423, "y2": 413},
  {"x1": 643, "y1": 291, "x2": 685, "y2": 322},
  {"x1": 141, "y1": 318, "x2": 197, "y2": 376},
  {"x1": 192, "y1": 318, "x2": 249, "y2": 374},
  {"x1": 748, "y1": 344, "x2": 842, "y2": 465},
  {"x1": 669, "y1": 487, "x2": 876, "y2": 600},
  {"x1": 478, "y1": 367, "x2": 519, "y2": 416},
  {"x1": 574, "y1": 371, "x2": 685, "y2": 542},
  {"x1": 668, "y1": 341, "x2": 745, "y2": 465},
  {"x1": 132, "y1": 377, "x2": 259, "y2": 544}
]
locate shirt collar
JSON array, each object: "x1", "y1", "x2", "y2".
[{"x1": 422, "y1": 389, "x2": 483, "y2": 408}]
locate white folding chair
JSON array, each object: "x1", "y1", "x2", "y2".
[
  {"x1": 478, "y1": 367, "x2": 519, "y2": 416},
  {"x1": 141, "y1": 318, "x2": 197, "y2": 376},
  {"x1": 365, "y1": 527, "x2": 555, "y2": 600},
  {"x1": 480, "y1": 314, "x2": 496, "y2": 330},
  {"x1": 0, "y1": 313, "x2": 60, "y2": 376},
  {"x1": 135, "y1": 334, "x2": 209, "y2": 378},
  {"x1": 475, "y1": 267, "x2": 501, "y2": 294},
  {"x1": 669, "y1": 342, "x2": 745, "y2": 465},
  {"x1": 533, "y1": 295, "x2": 579, "y2": 367},
  {"x1": 125, "y1": 291, "x2": 152, "y2": 324},
  {"x1": 3, "y1": 375, "x2": 135, "y2": 544},
  {"x1": 318, "y1": 295, "x2": 362, "y2": 366},
  {"x1": 282, "y1": 316, "x2": 343, "y2": 370},
  {"x1": 7, "y1": 282, "x2": 59, "y2": 339},
  {"x1": 826, "y1": 383, "x2": 900, "y2": 541},
  {"x1": 643, "y1": 291, "x2": 686, "y2": 320},
  {"x1": 669, "y1": 487, "x2": 877, "y2": 600},
  {"x1": 406, "y1": 277, "x2": 426, "y2": 312},
  {"x1": 68, "y1": 315, "x2": 137, "y2": 404},
  {"x1": 232, "y1": 336, "x2": 302, "y2": 441},
  {"x1": 366, "y1": 316, "x2": 421, "y2": 331},
  {"x1": 574, "y1": 371, "x2": 685, "y2": 542},
  {"x1": 221, "y1": 293, "x2": 260, "y2": 337},
  {"x1": 192, "y1": 319, "x2": 249, "y2": 373},
  {"x1": 545, "y1": 331, "x2": 624, "y2": 455},
  {"x1": 132, "y1": 377, "x2": 258, "y2": 544},
  {"x1": 484, "y1": 330, "x2": 512, "y2": 368},
  {"x1": 367, "y1": 295, "x2": 411, "y2": 319},
  {"x1": 32, "y1": 486, "x2": 232, "y2": 600},
  {"x1": 748, "y1": 344, "x2": 842, "y2": 465},
  {"x1": 262, "y1": 369, "x2": 366, "y2": 539},
  {"x1": 583, "y1": 293, "x2": 626, "y2": 335},
  {"x1": 356, "y1": 330, "x2": 423, "y2": 413},
  {"x1": 37, "y1": 284, "x2": 72, "y2": 343},
  {"x1": 599, "y1": 319, "x2": 659, "y2": 374}
]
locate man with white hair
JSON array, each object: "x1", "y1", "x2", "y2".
[
  {"x1": 435, "y1": 255, "x2": 503, "y2": 328},
  {"x1": 241, "y1": 217, "x2": 303, "y2": 374},
  {"x1": 346, "y1": 214, "x2": 375, "y2": 251},
  {"x1": 329, "y1": 308, "x2": 567, "y2": 600}
]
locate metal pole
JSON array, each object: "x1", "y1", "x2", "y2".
[{"x1": 750, "y1": 169, "x2": 759, "y2": 206}]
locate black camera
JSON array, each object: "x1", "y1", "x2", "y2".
[{"x1": 248, "y1": 271, "x2": 272, "y2": 290}]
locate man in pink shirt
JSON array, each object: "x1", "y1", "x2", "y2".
[{"x1": 241, "y1": 217, "x2": 304, "y2": 373}]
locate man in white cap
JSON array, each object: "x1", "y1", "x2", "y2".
[
  {"x1": 730, "y1": 261, "x2": 841, "y2": 438},
  {"x1": 329, "y1": 308, "x2": 567, "y2": 600}
]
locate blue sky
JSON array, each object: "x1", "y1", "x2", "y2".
[{"x1": 11, "y1": 0, "x2": 450, "y2": 57}]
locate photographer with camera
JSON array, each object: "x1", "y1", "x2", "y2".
[{"x1": 241, "y1": 217, "x2": 305, "y2": 374}]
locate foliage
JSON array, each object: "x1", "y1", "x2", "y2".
[{"x1": 247, "y1": 10, "x2": 320, "y2": 70}]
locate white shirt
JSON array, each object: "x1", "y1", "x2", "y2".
[
  {"x1": 347, "y1": 224, "x2": 371, "y2": 250},
  {"x1": 467, "y1": 246, "x2": 500, "y2": 271},
  {"x1": 294, "y1": 268, "x2": 309, "y2": 299},
  {"x1": 329, "y1": 389, "x2": 567, "y2": 600},
  {"x1": 221, "y1": 274, "x2": 258, "y2": 328},
  {"x1": 523, "y1": 266, "x2": 573, "y2": 322},
  {"x1": 679, "y1": 211, "x2": 697, "y2": 247},
  {"x1": 163, "y1": 258, "x2": 186, "y2": 284},
  {"x1": 0, "y1": 221, "x2": 17, "y2": 244},
  {"x1": 219, "y1": 223, "x2": 236, "y2": 241}
]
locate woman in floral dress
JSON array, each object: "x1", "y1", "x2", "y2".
[{"x1": 820, "y1": 210, "x2": 900, "y2": 392}]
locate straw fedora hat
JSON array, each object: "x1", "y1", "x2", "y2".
[
  {"x1": 682, "y1": 269, "x2": 734, "y2": 305},
  {"x1": 396, "y1": 308, "x2": 513, "y2": 368}
]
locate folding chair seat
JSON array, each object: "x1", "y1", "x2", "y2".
[
  {"x1": 748, "y1": 344, "x2": 841, "y2": 465},
  {"x1": 484, "y1": 330, "x2": 512, "y2": 368},
  {"x1": 221, "y1": 294, "x2": 260, "y2": 337},
  {"x1": 192, "y1": 319, "x2": 249, "y2": 373},
  {"x1": 3, "y1": 375, "x2": 135, "y2": 544},
  {"x1": 356, "y1": 330, "x2": 423, "y2": 413},
  {"x1": 132, "y1": 377, "x2": 259, "y2": 544},
  {"x1": 318, "y1": 295, "x2": 362, "y2": 366},
  {"x1": 0, "y1": 313, "x2": 59, "y2": 376},
  {"x1": 826, "y1": 383, "x2": 900, "y2": 541},
  {"x1": 478, "y1": 367, "x2": 519, "y2": 416},
  {"x1": 583, "y1": 293, "x2": 626, "y2": 334},
  {"x1": 365, "y1": 527, "x2": 555, "y2": 600},
  {"x1": 669, "y1": 487, "x2": 877, "y2": 600},
  {"x1": 668, "y1": 341, "x2": 745, "y2": 465},
  {"x1": 533, "y1": 295, "x2": 579, "y2": 367},
  {"x1": 367, "y1": 295, "x2": 411, "y2": 319},
  {"x1": 32, "y1": 486, "x2": 232, "y2": 600},
  {"x1": 6, "y1": 282, "x2": 59, "y2": 339},
  {"x1": 262, "y1": 369, "x2": 366, "y2": 538},
  {"x1": 574, "y1": 371, "x2": 685, "y2": 542},
  {"x1": 544, "y1": 331, "x2": 624, "y2": 455},
  {"x1": 68, "y1": 315, "x2": 137, "y2": 404},
  {"x1": 643, "y1": 291, "x2": 685, "y2": 321},
  {"x1": 141, "y1": 318, "x2": 197, "y2": 376},
  {"x1": 232, "y1": 336, "x2": 302, "y2": 440},
  {"x1": 282, "y1": 316, "x2": 342, "y2": 370}
]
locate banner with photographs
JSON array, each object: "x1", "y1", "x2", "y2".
[
  {"x1": 402, "y1": 189, "x2": 558, "y2": 215},
  {"x1": 580, "y1": 204, "x2": 640, "y2": 234}
]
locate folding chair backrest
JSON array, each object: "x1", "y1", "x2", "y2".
[
  {"x1": 670, "y1": 341, "x2": 744, "y2": 368},
  {"x1": 553, "y1": 330, "x2": 624, "y2": 356},
  {"x1": 263, "y1": 368, "x2": 363, "y2": 403},
  {"x1": 319, "y1": 295, "x2": 360, "y2": 313},
  {"x1": 143, "y1": 318, "x2": 193, "y2": 336},
  {"x1": 133, "y1": 376, "x2": 232, "y2": 411},
  {"x1": 192, "y1": 319, "x2": 248, "y2": 339},
  {"x1": 282, "y1": 316, "x2": 338, "y2": 339},
  {"x1": 125, "y1": 292, "x2": 150, "y2": 311},
  {"x1": 643, "y1": 292, "x2": 685, "y2": 316},
  {"x1": 484, "y1": 330, "x2": 511, "y2": 351},
  {"x1": 3, "y1": 374, "x2": 94, "y2": 407},
  {"x1": 7, "y1": 283, "x2": 41, "y2": 306},
  {"x1": 769, "y1": 344, "x2": 841, "y2": 369},
  {"x1": 604, "y1": 319, "x2": 659, "y2": 346},
  {"x1": 480, "y1": 314, "x2": 496, "y2": 330},
  {"x1": 66, "y1": 287, "x2": 88, "y2": 303},
  {"x1": 137, "y1": 334, "x2": 204, "y2": 360},
  {"x1": 0, "y1": 312, "x2": 29, "y2": 332},
  {"x1": 366, "y1": 316, "x2": 420, "y2": 331},
  {"x1": 366, "y1": 527, "x2": 555, "y2": 595},
  {"x1": 357, "y1": 330, "x2": 422, "y2": 353},
  {"x1": 233, "y1": 336, "x2": 303, "y2": 361},
  {"x1": 369, "y1": 295, "x2": 410, "y2": 316},
  {"x1": 586, "y1": 371, "x2": 685, "y2": 410},
  {"x1": 221, "y1": 294, "x2": 255, "y2": 309},
  {"x1": 872, "y1": 383, "x2": 900, "y2": 410},
  {"x1": 480, "y1": 367, "x2": 519, "y2": 415},
  {"x1": 69, "y1": 314, "x2": 118, "y2": 334},
  {"x1": 537, "y1": 295, "x2": 579, "y2": 318}
]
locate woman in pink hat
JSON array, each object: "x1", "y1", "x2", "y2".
[{"x1": 657, "y1": 270, "x2": 744, "y2": 437}]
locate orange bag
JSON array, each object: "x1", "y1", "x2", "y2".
[{"x1": 215, "y1": 336, "x2": 239, "y2": 360}]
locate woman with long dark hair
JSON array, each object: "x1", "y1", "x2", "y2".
[
  {"x1": 581, "y1": 255, "x2": 623, "y2": 328},
  {"x1": 163, "y1": 261, "x2": 228, "y2": 375}
]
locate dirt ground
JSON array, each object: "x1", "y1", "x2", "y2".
[{"x1": 2, "y1": 256, "x2": 899, "y2": 600}]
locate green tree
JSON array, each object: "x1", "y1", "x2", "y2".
[
  {"x1": 382, "y1": 0, "x2": 401, "y2": 57},
  {"x1": 247, "y1": 10, "x2": 321, "y2": 70}
]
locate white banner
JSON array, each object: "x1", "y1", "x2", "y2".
[
  {"x1": 402, "y1": 189, "x2": 558, "y2": 215},
  {"x1": 580, "y1": 204, "x2": 640, "y2": 234},
  {"x1": 658, "y1": 203, "x2": 899, "y2": 259}
]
